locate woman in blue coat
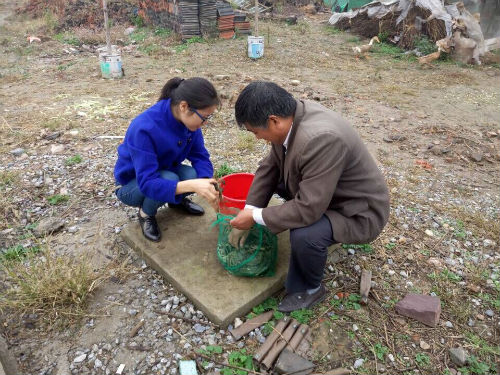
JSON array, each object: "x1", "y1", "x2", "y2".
[{"x1": 114, "y1": 77, "x2": 220, "y2": 242}]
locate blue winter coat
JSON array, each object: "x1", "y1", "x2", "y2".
[{"x1": 114, "y1": 99, "x2": 213, "y2": 204}]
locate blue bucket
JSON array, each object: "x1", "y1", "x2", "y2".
[{"x1": 247, "y1": 36, "x2": 264, "y2": 59}]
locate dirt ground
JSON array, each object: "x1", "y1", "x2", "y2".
[{"x1": 0, "y1": 0, "x2": 499, "y2": 374}]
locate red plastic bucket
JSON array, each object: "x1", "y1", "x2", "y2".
[{"x1": 218, "y1": 173, "x2": 255, "y2": 215}]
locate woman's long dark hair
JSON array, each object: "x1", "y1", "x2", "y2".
[{"x1": 158, "y1": 77, "x2": 219, "y2": 109}]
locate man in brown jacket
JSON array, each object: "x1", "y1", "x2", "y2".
[{"x1": 231, "y1": 81, "x2": 390, "y2": 312}]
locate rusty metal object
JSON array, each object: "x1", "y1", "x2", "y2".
[
  {"x1": 286, "y1": 324, "x2": 309, "y2": 352},
  {"x1": 253, "y1": 317, "x2": 290, "y2": 364},
  {"x1": 260, "y1": 319, "x2": 300, "y2": 370},
  {"x1": 230, "y1": 310, "x2": 274, "y2": 341},
  {"x1": 359, "y1": 269, "x2": 372, "y2": 304}
]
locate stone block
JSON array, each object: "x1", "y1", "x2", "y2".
[
  {"x1": 275, "y1": 349, "x2": 314, "y2": 375},
  {"x1": 395, "y1": 294, "x2": 441, "y2": 327}
]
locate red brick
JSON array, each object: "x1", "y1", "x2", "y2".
[{"x1": 395, "y1": 294, "x2": 441, "y2": 327}]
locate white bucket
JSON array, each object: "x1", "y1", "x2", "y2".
[
  {"x1": 247, "y1": 36, "x2": 264, "y2": 59},
  {"x1": 98, "y1": 46, "x2": 123, "y2": 79}
]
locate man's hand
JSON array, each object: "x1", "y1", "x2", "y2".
[
  {"x1": 228, "y1": 228, "x2": 250, "y2": 248},
  {"x1": 230, "y1": 209, "x2": 255, "y2": 230}
]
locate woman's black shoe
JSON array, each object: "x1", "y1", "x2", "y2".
[
  {"x1": 138, "y1": 212, "x2": 161, "y2": 242},
  {"x1": 169, "y1": 197, "x2": 204, "y2": 215}
]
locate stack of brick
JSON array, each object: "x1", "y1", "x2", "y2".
[
  {"x1": 140, "y1": 0, "x2": 217, "y2": 40},
  {"x1": 234, "y1": 10, "x2": 251, "y2": 35},
  {"x1": 216, "y1": 1, "x2": 235, "y2": 39}
]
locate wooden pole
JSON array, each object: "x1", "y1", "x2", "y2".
[
  {"x1": 102, "y1": 0, "x2": 112, "y2": 54},
  {"x1": 255, "y1": 0, "x2": 259, "y2": 36}
]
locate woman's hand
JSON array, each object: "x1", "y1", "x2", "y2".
[{"x1": 176, "y1": 178, "x2": 219, "y2": 211}]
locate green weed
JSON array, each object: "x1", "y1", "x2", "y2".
[
  {"x1": 479, "y1": 293, "x2": 500, "y2": 309},
  {"x1": 385, "y1": 242, "x2": 397, "y2": 250},
  {"x1": 330, "y1": 293, "x2": 362, "y2": 311},
  {"x1": 154, "y1": 28, "x2": 171, "y2": 38},
  {"x1": 372, "y1": 42, "x2": 404, "y2": 56},
  {"x1": 129, "y1": 29, "x2": 149, "y2": 43},
  {"x1": 54, "y1": 33, "x2": 80, "y2": 46},
  {"x1": 130, "y1": 15, "x2": 145, "y2": 28},
  {"x1": 342, "y1": 243, "x2": 373, "y2": 254},
  {"x1": 57, "y1": 62, "x2": 76, "y2": 71},
  {"x1": 290, "y1": 308, "x2": 314, "y2": 324},
  {"x1": 215, "y1": 163, "x2": 237, "y2": 179},
  {"x1": 0, "y1": 171, "x2": 19, "y2": 190},
  {"x1": 47, "y1": 194, "x2": 69, "y2": 205},
  {"x1": 222, "y1": 349, "x2": 255, "y2": 374},
  {"x1": 428, "y1": 269, "x2": 462, "y2": 283},
  {"x1": 324, "y1": 26, "x2": 342, "y2": 35},
  {"x1": 197, "y1": 345, "x2": 223, "y2": 356},
  {"x1": 373, "y1": 343, "x2": 389, "y2": 360},
  {"x1": 414, "y1": 36, "x2": 436, "y2": 55},
  {"x1": 415, "y1": 353, "x2": 430, "y2": 366},
  {"x1": 346, "y1": 36, "x2": 360, "y2": 43},
  {"x1": 252, "y1": 297, "x2": 278, "y2": 315},
  {"x1": 65, "y1": 154, "x2": 82, "y2": 166},
  {"x1": 377, "y1": 31, "x2": 389, "y2": 43},
  {"x1": 174, "y1": 36, "x2": 205, "y2": 53},
  {"x1": 460, "y1": 356, "x2": 495, "y2": 375},
  {"x1": 0, "y1": 244, "x2": 40, "y2": 263}
]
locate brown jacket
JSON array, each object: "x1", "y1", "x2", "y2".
[{"x1": 245, "y1": 100, "x2": 390, "y2": 244}]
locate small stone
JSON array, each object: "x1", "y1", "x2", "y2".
[
  {"x1": 348, "y1": 249, "x2": 355, "y2": 256},
  {"x1": 388, "y1": 270, "x2": 395, "y2": 276},
  {"x1": 193, "y1": 324, "x2": 207, "y2": 333},
  {"x1": 425, "y1": 229, "x2": 434, "y2": 237},
  {"x1": 449, "y1": 347, "x2": 467, "y2": 367},
  {"x1": 468, "y1": 318, "x2": 475, "y2": 327},
  {"x1": 124, "y1": 26, "x2": 135, "y2": 35},
  {"x1": 128, "y1": 309, "x2": 138, "y2": 316},
  {"x1": 388, "y1": 354, "x2": 395, "y2": 362},
  {"x1": 353, "y1": 358, "x2": 364, "y2": 368},
  {"x1": 68, "y1": 225, "x2": 79, "y2": 233},
  {"x1": 445, "y1": 321, "x2": 453, "y2": 328},
  {"x1": 94, "y1": 358, "x2": 102, "y2": 368},
  {"x1": 34, "y1": 217, "x2": 65, "y2": 237},
  {"x1": 400, "y1": 271, "x2": 408, "y2": 278},
  {"x1": 234, "y1": 317, "x2": 243, "y2": 328},
  {"x1": 10, "y1": 148, "x2": 25, "y2": 156},
  {"x1": 470, "y1": 152, "x2": 483, "y2": 162},
  {"x1": 420, "y1": 340, "x2": 430, "y2": 350},
  {"x1": 476, "y1": 314, "x2": 484, "y2": 321},
  {"x1": 214, "y1": 74, "x2": 230, "y2": 81},
  {"x1": 74, "y1": 354, "x2": 87, "y2": 363},
  {"x1": 51, "y1": 144, "x2": 65, "y2": 154},
  {"x1": 352, "y1": 324, "x2": 359, "y2": 331},
  {"x1": 485, "y1": 309, "x2": 494, "y2": 317},
  {"x1": 290, "y1": 79, "x2": 301, "y2": 86}
]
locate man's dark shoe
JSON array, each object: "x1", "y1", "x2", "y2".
[
  {"x1": 169, "y1": 197, "x2": 204, "y2": 215},
  {"x1": 138, "y1": 212, "x2": 161, "y2": 242},
  {"x1": 277, "y1": 284, "x2": 326, "y2": 313}
]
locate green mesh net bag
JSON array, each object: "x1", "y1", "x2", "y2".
[{"x1": 213, "y1": 213, "x2": 278, "y2": 277}]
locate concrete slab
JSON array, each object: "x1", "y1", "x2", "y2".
[{"x1": 121, "y1": 196, "x2": 290, "y2": 328}]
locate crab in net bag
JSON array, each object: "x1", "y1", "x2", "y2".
[{"x1": 213, "y1": 213, "x2": 278, "y2": 277}]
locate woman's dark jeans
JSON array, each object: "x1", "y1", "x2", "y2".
[{"x1": 116, "y1": 165, "x2": 197, "y2": 216}]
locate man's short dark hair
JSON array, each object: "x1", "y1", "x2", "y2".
[{"x1": 235, "y1": 81, "x2": 297, "y2": 128}]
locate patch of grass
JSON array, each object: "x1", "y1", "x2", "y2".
[
  {"x1": 222, "y1": 349, "x2": 255, "y2": 374},
  {"x1": 43, "y1": 10, "x2": 59, "y2": 33},
  {"x1": 324, "y1": 26, "x2": 342, "y2": 35},
  {"x1": 130, "y1": 14, "x2": 145, "y2": 28},
  {"x1": 414, "y1": 35, "x2": 436, "y2": 55},
  {"x1": 428, "y1": 269, "x2": 462, "y2": 283},
  {"x1": 154, "y1": 27, "x2": 171, "y2": 38},
  {"x1": 47, "y1": 194, "x2": 69, "y2": 205},
  {"x1": 174, "y1": 36, "x2": 205, "y2": 53},
  {"x1": 415, "y1": 353, "x2": 431, "y2": 367},
  {"x1": 372, "y1": 42, "x2": 404, "y2": 56},
  {"x1": 342, "y1": 243, "x2": 373, "y2": 254},
  {"x1": 0, "y1": 171, "x2": 19, "y2": 190},
  {"x1": 129, "y1": 29, "x2": 149, "y2": 43},
  {"x1": 0, "y1": 244, "x2": 40, "y2": 263},
  {"x1": 57, "y1": 62, "x2": 76, "y2": 71},
  {"x1": 64, "y1": 154, "x2": 82, "y2": 166},
  {"x1": 377, "y1": 30, "x2": 389, "y2": 43},
  {"x1": 215, "y1": 163, "x2": 238, "y2": 179},
  {"x1": 466, "y1": 333, "x2": 500, "y2": 357},
  {"x1": 294, "y1": 20, "x2": 310, "y2": 34},
  {"x1": 373, "y1": 343, "x2": 389, "y2": 360},
  {"x1": 197, "y1": 345, "x2": 223, "y2": 356},
  {"x1": 0, "y1": 247, "x2": 106, "y2": 326},
  {"x1": 346, "y1": 36, "x2": 360, "y2": 43},
  {"x1": 290, "y1": 308, "x2": 314, "y2": 324},
  {"x1": 331, "y1": 293, "x2": 362, "y2": 311},
  {"x1": 54, "y1": 32, "x2": 80, "y2": 46},
  {"x1": 385, "y1": 242, "x2": 397, "y2": 250},
  {"x1": 237, "y1": 131, "x2": 256, "y2": 151},
  {"x1": 460, "y1": 355, "x2": 496, "y2": 375},
  {"x1": 479, "y1": 293, "x2": 500, "y2": 309},
  {"x1": 252, "y1": 297, "x2": 278, "y2": 315}
]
